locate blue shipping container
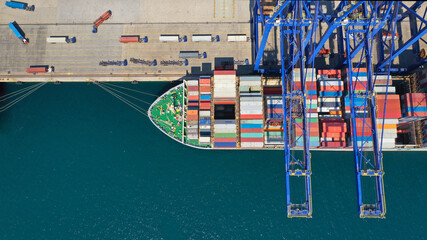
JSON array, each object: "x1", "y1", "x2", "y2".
[
  {"x1": 5, "y1": 1, "x2": 27, "y2": 9},
  {"x1": 214, "y1": 142, "x2": 237, "y2": 148}
]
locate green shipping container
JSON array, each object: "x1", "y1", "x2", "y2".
[{"x1": 214, "y1": 133, "x2": 237, "y2": 138}]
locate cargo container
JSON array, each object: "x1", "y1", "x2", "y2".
[
  {"x1": 160, "y1": 34, "x2": 187, "y2": 42},
  {"x1": 192, "y1": 34, "x2": 213, "y2": 42},
  {"x1": 227, "y1": 34, "x2": 248, "y2": 42},
  {"x1": 26, "y1": 66, "x2": 54, "y2": 73},
  {"x1": 8, "y1": 21, "x2": 28, "y2": 44},
  {"x1": 5, "y1": 1, "x2": 34, "y2": 11},
  {"x1": 47, "y1": 36, "x2": 76, "y2": 44},
  {"x1": 119, "y1": 35, "x2": 147, "y2": 43}
]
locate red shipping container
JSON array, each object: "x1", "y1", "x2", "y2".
[
  {"x1": 199, "y1": 86, "x2": 210, "y2": 92},
  {"x1": 241, "y1": 114, "x2": 263, "y2": 119},
  {"x1": 319, "y1": 85, "x2": 344, "y2": 92},
  {"x1": 214, "y1": 100, "x2": 235, "y2": 105},
  {"x1": 214, "y1": 70, "x2": 236, "y2": 75},
  {"x1": 241, "y1": 137, "x2": 264, "y2": 142},
  {"x1": 215, "y1": 137, "x2": 237, "y2": 142},
  {"x1": 188, "y1": 95, "x2": 199, "y2": 101},
  {"x1": 376, "y1": 94, "x2": 401, "y2": 119},
  {"x1": 119, "y1": 36, "x2": 139, "y2": 43},
  {"x1": 322, "y1": 132, "x2": 346, "y2": 138},
  {"x1": 241, "y1": 128, "x2": 263, "y2": 133},
  {"x1": 263, "y1": 87, "x2": 282, "y2": 95},
  {"x1": 187, "y1": 115, "x2": 198, "y2": 120},
  {"x1": 188, "y1": 86, "x2": 198, "y2": 91},
  {"x1": 321, "y1": 141, "x2": 346, "y2": 147},
  {"x1": 26, "y1": 67, "x2": 48, "y2": 73},
  {"x1": 188, "y1": 102, "x2": 198, "y2": 107},
  {"x1": 200, "y1": 78, "x2": 211, "y2": 84},
  {"x1": 200, "y1": 102, "x2": 210, "y2": 108},
  {"x1": 318, "y1": 69, "x2": 341, "y2": 76}
]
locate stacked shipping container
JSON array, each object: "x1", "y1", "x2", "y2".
[
  {"x1": 213, "y1": 70, "x2": 237, "y2": 148},
  {"x1": 199, "y1": 76, "x2": 212, "y2": 145},
  {"x1": 343, "y1": 68, "x2": 373, "y2": 147},
  {"x1": 317, "y1": 69, "x2": 346, "y2": 147},
  {"x1": 400, "y1": 93, "x2": 427, "y2": 123},
  {"x1": 264, "y1": 94, "x2": 284, "y2": 146},
  {"x1": 187, "y1": 79, "x2": 199, "y2": 141},
  {"x1": 239, "y1": 76, "x2": 264, "y2": 148},
  {"x1": 293, "y1": 68, "x2": 320, "y2": 147}
]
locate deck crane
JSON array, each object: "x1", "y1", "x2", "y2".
[{"x1": 252, "y1": 0, "x2": 427, "y2": 218}]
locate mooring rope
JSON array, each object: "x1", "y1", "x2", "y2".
[
  {"x1": 101, "y1": 82, "x2": 159, "y2": 97},
  {"x1": 94, "y1": 82, "x2": 149, "y2": 118},
  {"x1": 0, "y1": 82, "x2": 47, "y2": 113}
]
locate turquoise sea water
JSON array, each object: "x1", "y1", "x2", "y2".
[{"x1": 0, "y1": 82, "x2": 425, "y2": 239}]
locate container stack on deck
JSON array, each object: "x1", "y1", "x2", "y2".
[
  {"x1": 376, "y1": 94, "x2": 401, "y2": 148},
  {"x1": 293, "y1": 68, "x2": 320, "y2": 147},
  {"x1": 186, "y1": 79, "x2": 199, "y2": 141},
  {"x1": 239, "y1": 76, "x2": 264, "y2": 149},
  {"x1": 213, "y1": 69, "x2": 237, "y2": 148},
  {"x1": 317, "y1": 69, "x2": 345, "y2": 147},
  {"x1": 400, "y1": 93, "x2": 427, "y2": 123},
  {"x1": 199, "y1": 76, "x2": 212, "y2": 145},
  {"x1": 343, "y1": 68, "x2": 373, "y2": 147},
  {"x1": 263, "y1": 79, "x2": 284, "y2": 147}
]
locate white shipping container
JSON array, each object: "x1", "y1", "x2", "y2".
[
  {"x1": 319, "y1": 97, "x2": 341, "y2": 102},
  {"x1": 214, "y1": 128, "x2": 236, "y2": 133},
  {"x1": 214, "y1": 124, "x2": 236, "y2": 129},
  {"x1": 187, "y1": 80, "x2": 199, "y2": 86},
  {"x1": 200, "y1": 125, "x2": 211, "y2": 130},
  {"x1": 374, "y1": 86, "x2": 396, "y2": 93},
  {"x1": 239, "y1": 81, "x2": 261, "y2": 87},
  {"x1": 227, "y1": 34, "x2": 248, "y2": 42},
  {"x1": 240, "y1": 105, "x2": 262, "y2": 111},
  {"x1": 240, "y1": 101, "x2": 263, "y2": 106},
  {"x1": 159, "y1": 34, "x2": 180, "y2": 42},
  {"x1": 241, "y1": 109, "x2": 263, "y2": 114},
  {"x1": 376, "y1": 119, "x2": 399, "y2": 124},
  {"x1": 241, "y1": 142, "x2": 264, "y2": 148},
  {"x1": 192, "y1": 34, "x2": 212, "y2": 42},
  {"x1": 199, "y1": 111, "x2": 211, "y2": 117},
  {"x1": 199, "y1": 137, "x2": 211, "y2": 143},
  {"x1": 187, "y1": 134, "x2": 199, "y2": 140},
  {"x1": 46, "y1": 36, "x2": 69, "y2": 43},
  {"x1": 188, "y1": 91, "x2": 199, "y2": 96}
]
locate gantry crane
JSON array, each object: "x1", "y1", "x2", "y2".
[{"x1": 252, "y1": 0, "x2": 427, "y2": 218}]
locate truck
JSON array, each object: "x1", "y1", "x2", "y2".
[
  {"x1": 119, "y1": 35, "x2": 148, "y2": 43},
  {"x1": 8, "y1": 21, "x2": 29, "y2": 44},
  {"x1": 92, "y1": 10, "x2": 112, "y2": 33},
  {"x1": 159, "y1": 34, "x2": 187, "y2": 42},
  {"x1": 26, "y1": 65, "x2": 54, "y2": 73},
  {"x1": 46, "y1": 36, "x2": 76, "y2": 44},
  {"x1": 227, "y1": 34, "x2": 248, "y2": 42},
  {"x1": 5, "y1": 1, "x2": 34, "y2": 11},
  {"x1": 179, "y1": 51, "x2": 207, "y2": 59}
]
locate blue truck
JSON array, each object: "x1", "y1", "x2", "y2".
[
  {"x1": 8, "y1": 21, "x2": 29, "y2": 44},
  {"x1": 5, "y1": 1, "x2": 35, "y2": 11}
]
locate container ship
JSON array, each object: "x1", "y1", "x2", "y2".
[{"x1": 149, "y1": 66, "x2": 427, "y2": 151}]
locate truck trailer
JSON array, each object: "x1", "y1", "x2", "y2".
[
  {"x1": 92, "y1": 10, "x2": 112, "y2": 33},
  {"x1": 26, "y1": 66, "x2": 54, "y2": 73},
  {"x1": 119, "y1": 35, "x2": 148, "y2": 43},
  {"x1": 8, "y1": 21, "x2": 28, "y2": 44},
  {"x1": 46, "y1": 36, "x2": 76, "y2": 44}
]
